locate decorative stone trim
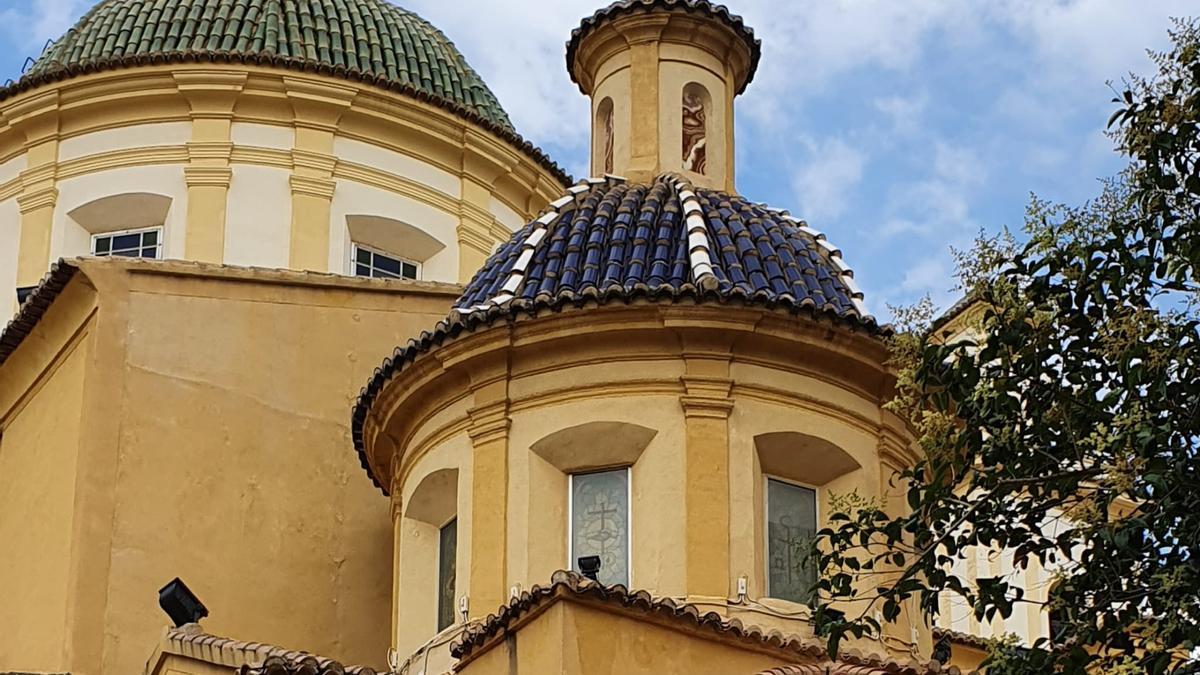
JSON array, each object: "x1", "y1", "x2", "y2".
[{"x1": 665, "y1": 174, "x2": 719, "y2": 292}]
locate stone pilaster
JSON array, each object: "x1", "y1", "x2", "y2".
[
  {"x1": 175, "y1": 71, "x2": 245, "y2": 263},
  {"x1": 10, "y1": 90, "x2": 61, "y2": 289},
  {"x1": 284, "y1": 77, "x2": 355, "y2": 272},
  {"x1": 677, "y1": 331, "x2": 735, "y2": 599},
  {"x1": 465, "y1": 359, "x2": 511, "y2": 619}
]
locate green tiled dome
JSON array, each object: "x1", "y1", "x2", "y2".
[{"x1": 25, "y1": 0, "x2": 514, "y2": 131}]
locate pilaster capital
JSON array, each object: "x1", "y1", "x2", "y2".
[
  {"x1": 3, "y1": 90, "x2": 61, "y2": 143},
  {"x1": 679, "y1": 375, "x2": 734, "y2": 419},
  {"x1": 291, "y1": 148, "x2": 338, "y2": 176},
  {"x1": 289, "y1": 174, "x2": 337, "y2": 199},
  {"x1": 173, "y1": 71, "x2": 247, "y2": 117},
  {"x1": 283, "y1": 76, "x2": 357, "y2": 130},
  {"x1": 186, "y1": 141, "x2": 234, "y2": 163},
  {"x1": 17, "y1": 186, "x2": 58, "y2": 213},
  {"x1": 467, "y1": 401, "x2": 511, "y2": 445},
  {"x1": 184, "y1": 165, "x2": 233, "y2": 188}
]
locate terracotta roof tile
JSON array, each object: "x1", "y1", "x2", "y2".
[
  {"x1": 0, "y1": 260, "x2": 79, "y2": 367},
  {"x1": 449, "y1": 571, "x2": 957, "y2": 675},
  {"x1": 159, "y1": 625, "x2": 379, "y2": 675}
]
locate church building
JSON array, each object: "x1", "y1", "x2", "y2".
[{"x1": 0, "y1": 1, "x2": 1043, "y2": 673}]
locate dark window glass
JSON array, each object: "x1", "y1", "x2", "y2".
[
  {"x1": 767, "y1": 479, "x2": 817, "y2": 603},
  {"x1": 570, "y1": 469, "x2": 629, "y2": 586},
  {"x1": 352, "y1": 246, "x2": 418, "y2": 280},
  {"x1": 112, "y1": 233, "x2": 141, "y2": 251},
  {"x1": 374, "y1": 253, "x2": 402, "y2": 275},
  {"x1": 94, "y1": 237, "x2": 111, "y2": 254},
  {"x1": 437, "y1": 518, "x2": 457, "y2": 631},
  {"x1": 113, "y1": 248, "x2": 139, "y2": 257},
  {"x1": 142, "y1": 230, "x2": 158, "y2": 246},
  {"x1": 141, "y1": 247, "x2": 158, "y2": 259}
]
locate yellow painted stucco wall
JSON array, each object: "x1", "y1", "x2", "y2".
[
  {"x1": 0, "y1": 258, "x2": 463, "y2": 675},
  {"x1": 0, "y1": 293, "x2": 92, "y2": 669}
]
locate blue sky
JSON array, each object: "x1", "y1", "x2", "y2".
[{"x1": 0, "y1": 0, "x2": 1193, "y2": 319}]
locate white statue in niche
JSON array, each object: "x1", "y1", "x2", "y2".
[{"x1": 682, "y1": 86, "x2": 707, "y2": 174}]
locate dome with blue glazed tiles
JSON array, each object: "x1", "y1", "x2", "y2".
[{"x1": 455, "y1": 174, "x2": 873, "y2": 326}]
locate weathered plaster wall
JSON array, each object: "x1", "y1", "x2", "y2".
[
  {"x1": 0, "y1": 338, "x2": 88, "y2": 669},
  {"x1": 0, "y1": 280, "x2": 98, "y2": 672}
]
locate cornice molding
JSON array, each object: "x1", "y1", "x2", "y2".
[{"x1": 289, "y1": 174, "x2": 336, "y2": 199}]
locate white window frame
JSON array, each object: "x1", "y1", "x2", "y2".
[
  {"x1": 763, "y1": 474, "x2": 820, "y2": 601},
  {"x1": 567, "y1": 466, "x2": 633, "y2": 586},
  {"x1": 350, "y1": 242, "x2": 420, "y2": 280},
  {"x1": 90, "y1": 225, "x2": 164, "y2": 259}
]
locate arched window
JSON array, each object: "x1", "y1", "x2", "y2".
[
  {"x1": 682, "y1": 83, "x2": 709, "y2": 175},
  {"x1": 345, "y1": 214, "x2": 446, "y2": 281},
  {"x1": 403, "y1": 468, "x2": 459, "y2": 633},
  {"x1": 67, "y1": 192, "x2": 172, "y2": 260},
  {"x1": 755, "y1": 432, "x2": 862, "y2": 604},
  {"x1": 596, "y1": 97, "x2": 614, "y2": 175}
]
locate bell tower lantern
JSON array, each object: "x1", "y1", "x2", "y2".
[{"x1": 567, "y1": 1, "x2": 760, "y2": 192}]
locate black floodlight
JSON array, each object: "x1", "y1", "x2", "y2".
[
  {"x1": 578, "y1": 555, "x2": 602, "y2": 582},
  {"x1": 158, "y1": 577, "x2": 208, "y2": 627}
]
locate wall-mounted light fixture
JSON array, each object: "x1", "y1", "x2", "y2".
[{"x1": 158, "y1": 577, "x2": 208, "y2": 627}]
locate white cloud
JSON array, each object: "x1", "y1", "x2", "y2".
[
  {"x1": 790, "y1": 138, "x2": 866, "y2": 221},
  {"x1": 874, "y1": 93, "x2": 929, "y2": 136}
]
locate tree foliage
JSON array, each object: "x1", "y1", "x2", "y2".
[{"x1": 811, "y1": 19, "x2": 1200, "y2": 674}]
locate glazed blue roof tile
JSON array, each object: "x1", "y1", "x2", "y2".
[{"x1": 351, "y1": 173, "x2": 883, "y2": 493}]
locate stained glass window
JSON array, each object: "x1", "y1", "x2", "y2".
[
  {"x1": 437, "y1": 518, "x2": 457, "y2": 631},
  {"x1": 570, "y1": 468, "x2": 629, "y2": 586},
  {"x1": 766, "y1": 478, "x2": 817, "y2": 603}
]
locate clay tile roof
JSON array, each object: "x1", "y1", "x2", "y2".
[
  {"x1": 350, "y1": 174, "x2": 886, "y2": 493},
  {"x1": 566, "y1": 0, "x2": 761, "y2": 94},
  {"x1": 4, "y1": 0, "x2": 571, "y2": 187},
  {"x1": 160, "y1": 625, "x2": 379, "y2": 675},
  {"x1": 449, "y1": 571, "x2": 957, "y2": 675},
  {"x1": 0, "y1": 260, "x2": 79, "y2": 368}
]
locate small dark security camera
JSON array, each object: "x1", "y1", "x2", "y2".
[{"x1": 577, "y1": 555, "x2": 602, "y2": 582}]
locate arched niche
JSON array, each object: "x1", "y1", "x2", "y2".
[
  {"x1": 404, "y1": 467, "x2": 458, "y2": 525},
  {"x1": 595, "y1": 97, "x2": 614, "y2": 175},
  {"x1": 754, "y1": 431, "x2": 861, "y2": 486},
  {"x1": 531, "y1": 420, "x2": 657, "y2": 473},
  {"x1": 67, "y1": 192, "x2": 172, "y2": 234},
  {"x1": 681, "y1": 82, "x2": 710, "y2": 175},
  {"x1": 346, "y1": 214, "x2": 446, "y2": 264}
]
